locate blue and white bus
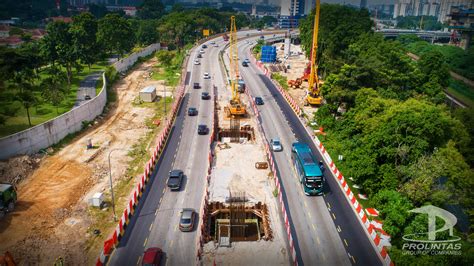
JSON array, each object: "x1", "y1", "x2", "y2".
[{"x1": 291, "y1": 142, "x2": 324, "y2": 195}]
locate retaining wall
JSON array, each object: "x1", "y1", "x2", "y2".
[{"x1": 0, "y1": 43, "x2": 161, "y2": 160}]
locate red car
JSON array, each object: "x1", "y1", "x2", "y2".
[{"x1": 142, "y1": 247, "x2": 163, "y2": 266}]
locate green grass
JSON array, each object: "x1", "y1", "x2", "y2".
[
  {"x1": 271, "y1": 73, "x2": 289, "y2": 91},
  {"x1": 151, "y1": 68, "x2": 181, "y2": 87},
  {"x1": 0, "y1": 62, "x2": 108, "y2": 137},
  {"x1": 447, "y1": 78, "x2": 474, "y2": 108}
]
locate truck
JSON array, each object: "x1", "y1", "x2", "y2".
[
  {"x1": 238, "y1": 79, "x2": 246, "y2": 93},
  {"x1": 0, "y1": 183, "x2": 17, "y2": 219}
]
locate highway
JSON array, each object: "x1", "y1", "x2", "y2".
[
  {"x1": 108, "y1": 36, "x2": 227, "y2": 265},
  {"x1": 108, "y1": 31, "x2": 260, "y2": 266},
  {"x1": 231, "y1": 38, "x2": 382, "y2": 266}
]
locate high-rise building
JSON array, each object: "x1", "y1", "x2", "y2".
[
  {"x1": 279, "y1": 0, "x2": 314, "y2": 28},
  {"x1": 393, "y1": 0, "x2": 473, "y2": 22}
]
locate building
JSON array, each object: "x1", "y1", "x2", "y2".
[
  {"x1": 448, "y1": 6, "x2": 474, "y2": 49},
  {"x1": 393, "y1": 0, "x2": 473, "y2": 23},
  {"x1": 279, "y1": 0, "x2": 314, "y2": 29}
]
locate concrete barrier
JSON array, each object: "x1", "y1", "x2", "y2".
[{"x1": 0, "y1": 43, "x2": 161, "y2": 160}]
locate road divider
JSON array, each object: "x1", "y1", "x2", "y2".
[
  {"x1": 95, "y1": 47, "x2": 191, "y2": 266},
  {"x1": 243, "y1": 84, "x2": 299, "y2": 265},
  {"x1": 248, "y1": 51, "x2": 393, "y2": 266},
  {"x1": 251, "y1": 56, "x2": 302, "y2": 116}
]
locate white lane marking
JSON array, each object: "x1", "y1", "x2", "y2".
[
  {"x1": 337, "y1": 225, "x2": 341, "y2": 233},
  {"x1": 143, "y1": 237, "x2": 148, "y2": 247}
]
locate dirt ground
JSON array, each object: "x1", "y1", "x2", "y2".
[
  {"x1": 0, "y1": 56, "x2": 173, "y2": 265},
  {"x1": 275, "y1": 43, "x2": 318, "y2": 120},
  {"x1": 202, "y1": 85, "x2": 288, "y2": 265}
]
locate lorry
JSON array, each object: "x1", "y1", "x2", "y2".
[{"x1": 0, "y1": 183, "x2": 17, "y2": 219}]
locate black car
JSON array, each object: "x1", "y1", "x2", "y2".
[
  {"x1": 84, "y1": 95, "x2": 91, "y2": 100},
  {"x1": 167, "y1": 170, "x2": 184, "y2": 191},
  {"x1": 193, "y1": 82, "x2": 200, "y2": 89},
  {"x1": 202, "y1": 44, "x2": 207, "y2": 49},
  {"x1": 188, "y1": 107, "x2": 198, "y2": 116},
  {"x1": 242, "y1": 61, "x2": 248, "y2": 67},
  {"x1": 255, "y1": 97, "x2": 264, "y2": 105},
  {"x1": 198, "y1": 124, "x2": 209, "y2": 135},
  {"x1": 197, "y1": 54, "x2": 202, "y2": 58},
  {"x1": 201, "y1": 92, "x2": 211, "y2": 100}
]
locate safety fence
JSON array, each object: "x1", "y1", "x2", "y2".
[
  {"x1": 249, "y1": 53, "x2": 393, "y2": 266},
  {"x1": 252, "y1": 58, "x2": 302, "y2": 116},
  {"x1": 95, "y1": 47, "x2": 191, "y2": 266},
  {"x1": 243, "y1": 85, "x2": 299, "y2": 265}
]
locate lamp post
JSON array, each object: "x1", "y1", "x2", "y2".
[
  {"x1": 108, "y1": 148, "x2": 125, "y2": 222},
  {"x1": 164, "y1": 86, "x2": 167, "y2": 121}
]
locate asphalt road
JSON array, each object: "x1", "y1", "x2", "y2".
[
  {"x1": 234, "y1": 38, "x2": 382, "y2": 266},
  {"x1": 74, "y1": 72, "x2": 102, "y2": 107},
  {"x1": 108, "y1": 41, "x2": 218, "y2": 266},
  {"x1": 108, "y1": 32, "x2": 255, "y2": 266}
]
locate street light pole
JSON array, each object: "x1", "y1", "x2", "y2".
[
  {"x1": 108, "y1": 148, "x2": 123, "y2": 222},
  {"x1": 164, "y1": 86, "x2": 167, "y2": 120}
]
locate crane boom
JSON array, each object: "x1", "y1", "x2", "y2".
[
  {"x1": 229, "y1": 16, "x2": 239, "y2": 103},
  {"x1": 306, "y1": 0, "x2": 323, "y2": 105},
  {"x1": 226, "y1": 16, "x2": 246, "y2": 116}
]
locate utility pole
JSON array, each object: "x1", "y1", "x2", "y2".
[{"x1": 108, "y1": 149, "x2": 124, "y2": 222}]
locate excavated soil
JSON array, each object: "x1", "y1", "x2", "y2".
[{"x1": 0, "y1": 57, "x2": 170, "y2": 265}]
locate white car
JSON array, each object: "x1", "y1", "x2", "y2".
[
  {"x1": 270, "y1": 138, "x2": 282, "y2": 152},
  {"x1": 203, "y1": 72, "x2": 210, "y2": 79},
  {"x1": 199, "y1": 49, "x2": 205, "y2": 54},
  {"x1": 210, "y1": 41, "x2": 215, "y2": 44},
  {"x1": 213, "y1": 44, "x2": 218, "y2": 47},
  {"x1": 194, "y1": 59, "x2": 200, "y2": 65}
]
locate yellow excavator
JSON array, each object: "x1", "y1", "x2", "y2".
[
  {"x1": 226, "y1": 16, "x2": 246, "y2": 116},
  {"x1": 305, "y1": 0, "x2": 323, "y2": 106}
]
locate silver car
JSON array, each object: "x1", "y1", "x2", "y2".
[
  {"x1": 179, "y1": 208, "x2": 196, "y2": 232},
  {"x1": 270, "y1": 138, "x2": 282, "y2": 152}
]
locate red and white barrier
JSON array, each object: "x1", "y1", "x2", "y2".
[
  {"x1": 244, "y1": 85, "x2": 298, "y2": 265},
  {"x1": 313, "y1": 137, "x2": 393, "y2": 266},
  {"x1": 248, "y1": 51, "x2": 392, "y2": 266},
  {"x1": 96, "y1": 51, "x2": 190, "y2": 266},
  {"x1": 252, "y1": 57, "x2": 302, "y2": 116}
]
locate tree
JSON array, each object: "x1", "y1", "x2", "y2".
[
  {"x1": 418, "y1": 50, "x2": 450, "y2": 87},
  {"x1": 135, "y1": 19, "x2": 160, "y2": 46},
  {"x1": 41, "y1": 66, "x2": 67, "y2": 114},
  {"x1": 299, "y1": 4, "x2": 372, "y2": 73},
  {"x1": 15, "y1": 85, "x2": 36, "y2": 127},
  {"x1": 70, "y1": 12, "x2": 100, "y2": 69},
  {"x1": 371, "y1": 190, "x2": 413, "y2": 237},
  {"x1": 98, "y1": 13, "x2": 135, "y2": 57},
  {"x1": 41, "y1": 21, "x2": 78, "y2": 85},
  {"x1": 88, "y1": 3, "x2": 108, "y2": 18},
  {"x1": 137, "y1": 0, "x2": 165, "y2": 20}
]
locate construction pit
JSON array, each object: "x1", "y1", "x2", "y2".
[{"x1": 200, "y1": 83, "x2": 289, "y2": 265}]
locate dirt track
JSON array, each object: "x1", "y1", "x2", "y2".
[{"x1": 0, "y1": 57, "x2": 166, "y2": 264}]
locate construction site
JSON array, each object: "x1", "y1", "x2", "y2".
[
  {"x1": 200, "y1": 17, "x2": 289, "y2": 265},
  {"x1": 0, "y1": 55, "x2": 176, "y2": 264}
]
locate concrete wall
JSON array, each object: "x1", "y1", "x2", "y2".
[
  {"x1": 114, "y1": 43, "x2": 160, "y2": 73},
  {"x1": 0, "y1": 43, "x2": 161, "y2": 160}
]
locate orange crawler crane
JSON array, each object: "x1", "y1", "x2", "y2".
[{"x1": 304, "y1": 0, "x2": 323, "y2": 106}]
